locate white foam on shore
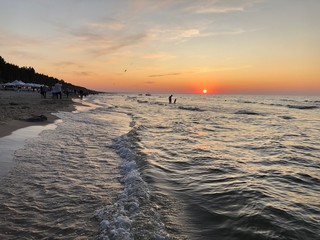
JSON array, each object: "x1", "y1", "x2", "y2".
[
  {"x1": 95, "y1": 127, "x2": 170, "y2": 240},
  {"x1": 0, "y1": 120, "x2": 61, "y2": 178}
]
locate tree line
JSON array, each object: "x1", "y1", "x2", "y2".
[{"x1": 0, "y1": 56, "x2": 94, "y2": 93}]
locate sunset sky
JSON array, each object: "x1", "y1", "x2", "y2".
[{"x1": 1, "y1": 0, "x2": 319, "y2": 94}]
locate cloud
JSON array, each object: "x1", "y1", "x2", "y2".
[
  {"x1": 176, "y1": 29, "x2": 200, "y2": 38},
  {"x1": 54, "y1": 61, "x2": 84, "y2": 68},
  {"x1": 88, "y1": 17, "x2": 126, "y2": 31},
  {"x1": 194, "y1": 6, "x2": 245, "y2": 14},
  {"x1": 87, "y1": 33, "x2": 149, "y2": 57},
  {"x1": 149, "y1": 72, "x2": 181, "y2": 77},
  {"x1": 150, "y1": 27, "x2": 201, "y2": 42},
  {"x1": 130, "y1": 0, "x2": 259, "y2": 14},
  {"x1": 73, "y1": 71, "x2": 92, "y2": 76},
  {"x1": 53, "y1": 1, "x2": 261, "y2": 57},
  {"x1": 0, "y1": 30, "x2": 44, "y2": 60},
  {"x1": 66, "y1": 23, "x2": 149, "y2": 57},
  {"x1": 0, "y1": 29, "x2": 43, "y2": 48},
  {"x1": 185, "y1": 0, "x2": 261, "y2": 14},
  {"x1": 206, "y1": 28, "x2": 256, "y2": 37},
  {"x1": 150, "y1": 26, "x2": 253, "y2": 44}
]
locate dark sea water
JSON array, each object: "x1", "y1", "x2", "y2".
[{"x1": 0, "y1": 94, "x2": 319, "y2": 240}]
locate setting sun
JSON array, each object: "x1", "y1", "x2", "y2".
[{"x1": 203, "y1": 89, "x2": 207, "y2": 94}]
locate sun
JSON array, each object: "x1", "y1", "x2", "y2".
[{"x1": 202, "y1": 89, "x2": 207, "y2": 94}]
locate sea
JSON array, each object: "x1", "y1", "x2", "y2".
[{"x1": 0, "y1": 93, "x2": 319, "y2": 240}]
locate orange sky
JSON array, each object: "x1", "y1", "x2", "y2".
[{"x1": 1, "y1": 0, "x2": 319, "y2": 94}]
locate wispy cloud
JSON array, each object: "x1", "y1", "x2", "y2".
[
  {"x1": 6, "y1": 50, "x2": 41, "y2": 61},
  {"x1": 0, "y1": 30, "x2": 45, "y2": 61},
  {"x1": 0, "y1": 29, "x2": 43, "y2": 47},
  {"x1": 90, "y1": 33, "x2": 148, "y2": 57},
  {"x1": 149, "y1": 27, "x2": 201, "y2": 42},
  {"x1": 150, "y1": 26, "x2": 254, "y2": 44},
  {"x1": 54, "y1": 0, "x2": 261, "y2": 57},
  {"x1": 73, "y1": 71, "x2": 92, "y2": 76},
  {"x1": 149, "y1": 72, "x2": 181, "y2": 77},
  {"x1": 54, "y1": 61, "x2": 84, "y2": 68},
  {"x1": 88, "y1": 17, "x2": 126, "y2": 31},
  {"x1": 66, "y1": 23, "x2": 149, "y2": 57},
  {"x1": 194, "y1": 6, "x2": 245, "y2": 14},
  {"x1": 186, "y1": 0, "x2": 261, "y2": 14},
  {"x1": 130, "y1": 0, "x2": 260, "y2": 14},
  {"x1": 206, "y1": 28, "x2": 256, "y2": 36}
]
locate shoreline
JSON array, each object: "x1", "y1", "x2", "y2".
[{"x1": 0, "y1": 90, "x2": 77, "y2": 138}]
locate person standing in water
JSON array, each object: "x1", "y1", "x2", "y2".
[{"x1": 169, "y1": 95, "x2": 173, "y2": 104}]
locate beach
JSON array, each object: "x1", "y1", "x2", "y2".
[{"x1": 0, "y1": 90, "x2": 76, "y2": 138}]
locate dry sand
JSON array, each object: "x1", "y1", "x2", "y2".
[{"x1": 0, "y1": 90, "x2": 77, "y2": 138}]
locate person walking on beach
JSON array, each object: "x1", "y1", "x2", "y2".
[
  {"x1": 169, "y1": 95, "x2": 173, "y2": 104},
  {"x1": 54, "y1": 81, "x2": 62, "y2": 99},
  {"x1": 79, "y1": 89, "x2": 84, "y2": 100},
  {"x1": 64, "y1": 88, "x2": 70, "y2": 98},
  {"x1": 51, "y1": 85, "x2": 56, "y2": 98},
  {"x1": 40, "y1": 85, "x2": 47, "y2": 98}
]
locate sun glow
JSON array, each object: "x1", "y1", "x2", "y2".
[{"x1": 203, "y1": 89, "x2": 207, "y2": 94}]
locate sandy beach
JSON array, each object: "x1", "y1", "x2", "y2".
[{"x1": 0, "y1": 90, "x2": 76, "y2": 138}]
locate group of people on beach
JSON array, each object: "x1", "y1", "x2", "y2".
[
  {"x1": 39, "y1": 81, "x2": 87, "y2": 100},
  {"x1": 168, "y1": 95, "x2": 177, "y2": 104},
  {"x1": 39, "y1": 81, "x2": 65, "y2": 99}
]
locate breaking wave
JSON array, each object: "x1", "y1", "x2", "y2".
[{"x1": 95, "y1": 125, "x2": 169, "y2": 240}]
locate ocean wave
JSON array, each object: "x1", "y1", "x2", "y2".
[
  {"x1": 297, "y1": 173, "x2": 320, "y2": 186},
  {"x1": 304, "y1": 100, "x2": 320, "y2": 103},
  {"x1": 125, "y1": 96, "x2": 137, "y2": 101},
  {"x1": 95, "y1": 127, "x2": 169, "y2": 240},
  {"x1": 279, "y1": 115, "x2": 295, "y2": 120},
  {"x1": 291, "y1": 144, "x2": 319, "y2": 151},
  {"x1": 137, "y1": 100, "x2": 148, "y2": 104},
  {"x1": 237, "y1": 100, "x2": 256, "y2": 104},
  {"x1": 287, "y1": 105, "x2": 318, "y2": 110},
  {"x1": 281, "y1": 98, "x2": 297, "y2": 102},
  {"x1": 153, "y1": 101, "x2": 166, "y2": 106},
  {"x1": 269, "y1": 103, "x2": 284, "y2": 107},
  {"x1": 234, "y1": 110, "x2": 262, "y2": 115},
  {"x1": 178, "y1": 106, "x2": 205, "y2": 112}
]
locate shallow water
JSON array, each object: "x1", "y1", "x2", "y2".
[
  {"x1": 0, "y1": 94, "x2": 319, "y2": 239},
  {"x1": 0, "y1": 122, "x2": 59, "y2": 178}
]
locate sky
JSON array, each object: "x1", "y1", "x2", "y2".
[{"x1": 0, "y1": 0, "x2": 319, "y2": 94}]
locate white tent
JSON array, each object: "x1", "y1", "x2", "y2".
[
  {"x1": 25, "y1": 83, "x2": 43, "y2": 88},
  {"x1": 4, "y1": 80, "x2": 26, "y2": 86},
  {"x1": 1, "y1": 80, "x2": 46, "y2": 92}
]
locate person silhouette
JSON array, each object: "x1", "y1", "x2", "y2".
[
  {"x1": 169, "y1": 95, "x2": 173, "y2": 104},
  {"x1": 54, "y1": 81, "x2": 62, "y2": 99}
]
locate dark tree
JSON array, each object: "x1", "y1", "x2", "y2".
[{"x1": 0, "y1": 56, "x2": 95, "y2": 94}]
